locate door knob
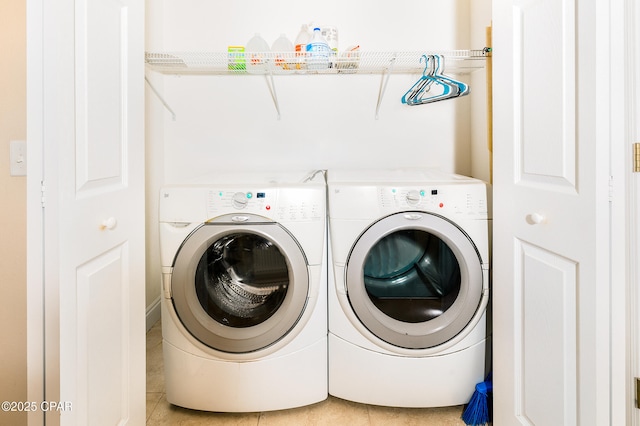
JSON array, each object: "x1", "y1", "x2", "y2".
[
  {"x1": 100, "y1": 217, "x2": 118, "y2": 230},
  {"x1": 526, "y1": 213, "x2": 545, "y2": 225}
]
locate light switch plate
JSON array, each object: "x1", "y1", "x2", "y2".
[{"x1": 10, "y1": 140, "x2": 27, "y2": 176}]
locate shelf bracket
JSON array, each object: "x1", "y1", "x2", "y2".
[
  {"x1": 375, "y1": 54, "x2": 396, "y2": 120},
  {"x1": 264, "y1": 73, "x2": 281, "y2": 120},
  {"x1": 145, "y1": 75, "x2": 176, "y2": 121}
]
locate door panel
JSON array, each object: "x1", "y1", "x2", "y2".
[
  {"x1": 493, "y1": 0, "x2": 609, "y2": 424},
  {"x1": 516, "y1": 0, "x2": 575, "y2": 188},
  {"x1": 76, "y1": 0, "x2": 127, "y2": 192},
  {"x1": 516, "y1": 241, "x2": 577, "y2": 425},
  {"x1": 76, "y1": 244, "x2": 130, "y2": 424}
]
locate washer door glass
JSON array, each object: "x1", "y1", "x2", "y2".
[
  {"x1": 171, "y1": 221, "x2": 309, "y2": 353},
  {"x1": 346, "y1": 212, "x2": 484, "y2": 349},
  {"x1": 195, "y1": 233, "x2": 289, "y2": 328}
]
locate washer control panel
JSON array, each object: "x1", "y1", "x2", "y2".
[{"x1": 206, "y1": 188, "x2": 324, "y2": 221}]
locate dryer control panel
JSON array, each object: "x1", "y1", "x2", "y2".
[{"x1": 378, "y1": 185, "x2": 490, "y2": 218}]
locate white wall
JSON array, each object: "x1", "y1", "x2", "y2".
[{"x1": 144, "y1": 0, "x2": 492, "y2": 320}]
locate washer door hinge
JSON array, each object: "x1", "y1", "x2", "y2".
[{"x1": 162, "y1": 268, "x2": 173, "y2": 299}]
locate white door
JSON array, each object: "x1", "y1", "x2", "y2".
[
  {"x1": 27, "y1": 0, "x2": 145, "y2": 425},
  {"x1": 492, "y1": 0, "x2": 613, "y2": 424}
]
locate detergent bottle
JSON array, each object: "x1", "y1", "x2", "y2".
[
  {"x1": 271, "y1": 34, "x2": 294, "y2": 73},
  {"x1": 294, "y1": 24, "x2": 311, "y2": 71},
  {"x1": 305, "y1": 27, "x2": 330, "y2": 70},
  {"x1": 245, "y1": 33, "x2": 270, "y2": 74}
]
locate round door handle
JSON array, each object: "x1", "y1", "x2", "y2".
[
  {"x1": 100, "y1": 217, "x2": 118, "y2": 231},
  {"x1": 526, "y1": 213, "x2": 545, "y2": 225}
]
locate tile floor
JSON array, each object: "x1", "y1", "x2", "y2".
[{"x1": 146, "y1": 320, "x2": 468, "y2": 425}]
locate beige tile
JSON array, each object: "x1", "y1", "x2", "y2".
[
  {"x1": 146, "y1": 321, "x2": 165, "y2": 393},
  {"x1": 147, "y1": 395, "x2": 260, "y2": 426},
  {"x1": 147, "y1": 392, "x2": 163, "y2": 422},
  {"x1": 368, "y1": 404, "x2": 466, "y2": 426},
  {"x1": 147, "y1": 320, "x2": 163, "y2": 345},
  {"x1": 258, "y1": 396, "x2": 370, "y2": 426}
]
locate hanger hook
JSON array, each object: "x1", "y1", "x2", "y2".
[
  {"x1": 431, "y1": 54, "x2": 442, "y2": 75},
  {"x1": 420, "y1": 54, "x2": 431, "y2": 77}
]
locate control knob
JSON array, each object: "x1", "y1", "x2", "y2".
[
  {"x1": 232, "y1": 192, "x2": 249, "y2": 209},
  {"x1": 406, "y1": 190, "x2": 421, "y2": 206}
]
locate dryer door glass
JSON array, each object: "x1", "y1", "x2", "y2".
[
  {"x1": 194, "y1": 233, "x2": 289, "y2": 328},
  {"x1": 346, "y1": 212, "x2": 486, "y2": 349},
  {"x1": 363, "y1": 229, "x2": 460, "y2": 323}
]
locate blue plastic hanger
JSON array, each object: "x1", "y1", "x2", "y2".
[
  {"x1": 429, "y1": 55, "x2": 469, "y2": 97},
  {"x1": 401, "y1": 55, "x2": 437, "y2": 104},
  {"x1": 402, "y1": 55, "x2": 470, "y2": 105}
]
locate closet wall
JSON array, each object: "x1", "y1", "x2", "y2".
[{"x1": 144, "y1": 0, "x2": 492, "y2": 321}]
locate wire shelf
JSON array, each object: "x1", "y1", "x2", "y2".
[{"x1": 145, "y1": 49, "x2": 489, "y2": 75}]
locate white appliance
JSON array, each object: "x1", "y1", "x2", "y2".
[
  {"x1": 326, "y1": 168, "x2": 491, "y2": 408},
  {"x1": 159, "y1": 170, "x2": 327, "y2": 412}
]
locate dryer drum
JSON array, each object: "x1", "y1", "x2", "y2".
[
  {"x1": 194, "y1": 233, "x2": 289, "y2": 327},
  {"x1": 363, "y1": 230, "x2": 461, "y2": 323},
  {"x1": 345, "y1": 209, "x2": 485, "y2": 349}
]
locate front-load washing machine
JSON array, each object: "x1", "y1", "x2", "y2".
[
  {"x1": 326, "y1": 168, "x2": 491, "y2": 408},
  {"x1": 159, "y1": 170, "x2": 327, "y2": 412}
]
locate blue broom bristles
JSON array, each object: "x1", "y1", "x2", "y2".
[{"x1": 462, "y1": 374, "x2": 493, "y2": 426}]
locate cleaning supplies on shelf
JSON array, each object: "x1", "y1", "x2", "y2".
[
  {"x1": 271, "y1": 34, "x2": 294, "y2": 73},
  {"x1": 245, "y1": 33, "x2": 270, "y2": 74},
  {"x1": 294, "y1": 25, "x2": 311, "y2": 71},
  {"x1": 320, "y1": 26, "x2": 338, "y2": 53},
  {"x1": 336, "y1": 45, "x2": 361, "y2": 72},
  {"x1": 306, "y1": 27, "x2": 331, "y2": 70},
  {"x1": 227, "y1": 46, "x2": 246, "y2": 71},
  {"x1": 321, "y1": 26, "x2": 339, "y2": 68}
]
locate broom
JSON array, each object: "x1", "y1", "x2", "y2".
[{"x1": 461, "y1": 373, "x2": 492, "y2": 426}]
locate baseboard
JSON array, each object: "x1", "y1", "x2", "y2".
[{"x1": 146, "y1": 296, "x2": 162, "y2": 331}]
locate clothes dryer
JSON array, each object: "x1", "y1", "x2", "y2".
[
  {"x1": 159, "y1": 170, "x2": 327, "y2": 412},
  {"x1": 327, "y1": 168, "x2": 491, "y2": 407}
]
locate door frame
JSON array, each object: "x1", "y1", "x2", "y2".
[
  {"x1": 622, "y1": 0, "x2": 640, "y2": 423},
  {"x1": 610, "y1": 0, "x2": 639, "y2": 422},
  {"x1": 26, "y1": 0, "x2": 47, "y2": 423}
]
